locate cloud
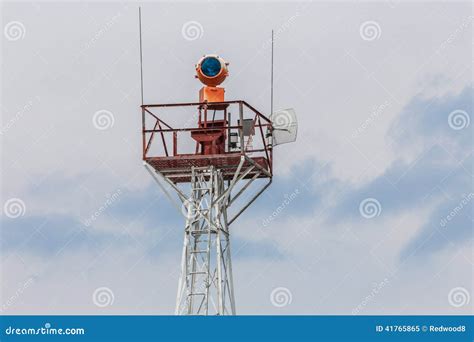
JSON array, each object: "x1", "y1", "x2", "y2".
[
  {"x1": 327, "y1": 85, "x2": 472, "y2": 258},
  {"x1": 390, "y1": 86, "x2": 472, "y2": 159}
]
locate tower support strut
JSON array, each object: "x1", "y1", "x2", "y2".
[{"x1": 175, "y1": 166, "x2": 236, "y2": 315}]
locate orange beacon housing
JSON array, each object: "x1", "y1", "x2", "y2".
[{"x1": 195, "y1": 55, "x2": 229, "y2": 103}]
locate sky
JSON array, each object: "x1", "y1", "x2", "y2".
[{"x1": 1, "y1": 1, "x2": 473, "y2": 315}]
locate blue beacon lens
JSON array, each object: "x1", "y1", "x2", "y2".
[{"x1": 200, "y1": 57, "x2": 221, "y2": 77}]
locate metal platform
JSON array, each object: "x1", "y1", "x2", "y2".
[
  {"x1": 145, "y1": 153, "x2": 269, "y2": 183},
  {"x1": 142, "y1": 101, "x2": 273, "y2": 184}
]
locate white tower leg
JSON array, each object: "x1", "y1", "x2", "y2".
[{"x1": 175, "y1": 166, "x2": 236, "y2": 315}]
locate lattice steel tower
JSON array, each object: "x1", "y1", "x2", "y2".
[{"x1": 141, "y1": 54, "x2": 297, "y2": 315}]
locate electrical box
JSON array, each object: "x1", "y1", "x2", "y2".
[
  {"x1": 199, "y1": 86, "x2": 225, "y2": 103},
  {"x1": 238, "y1": 118, "x2": 255, "y2": 136}
]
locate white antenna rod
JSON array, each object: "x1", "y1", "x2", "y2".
[
  {"x1": 270, "y1": 29, "x2": 274, "y2": 116},
  {"x1": 139, "y1": 7, "x2": 144, "y2": 105}
]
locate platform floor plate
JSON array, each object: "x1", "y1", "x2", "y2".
[{"x1": 145, "y1": 153, "x2": 270, "y2": 183}]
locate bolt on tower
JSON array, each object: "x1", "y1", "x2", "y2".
[{"x1": 141, "y1": 54, "x2": 297, "y2": 315}]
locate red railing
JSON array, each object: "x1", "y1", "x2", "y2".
[{"x1": 141, "y1": 100, "x2": 273, "y2": 173}]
